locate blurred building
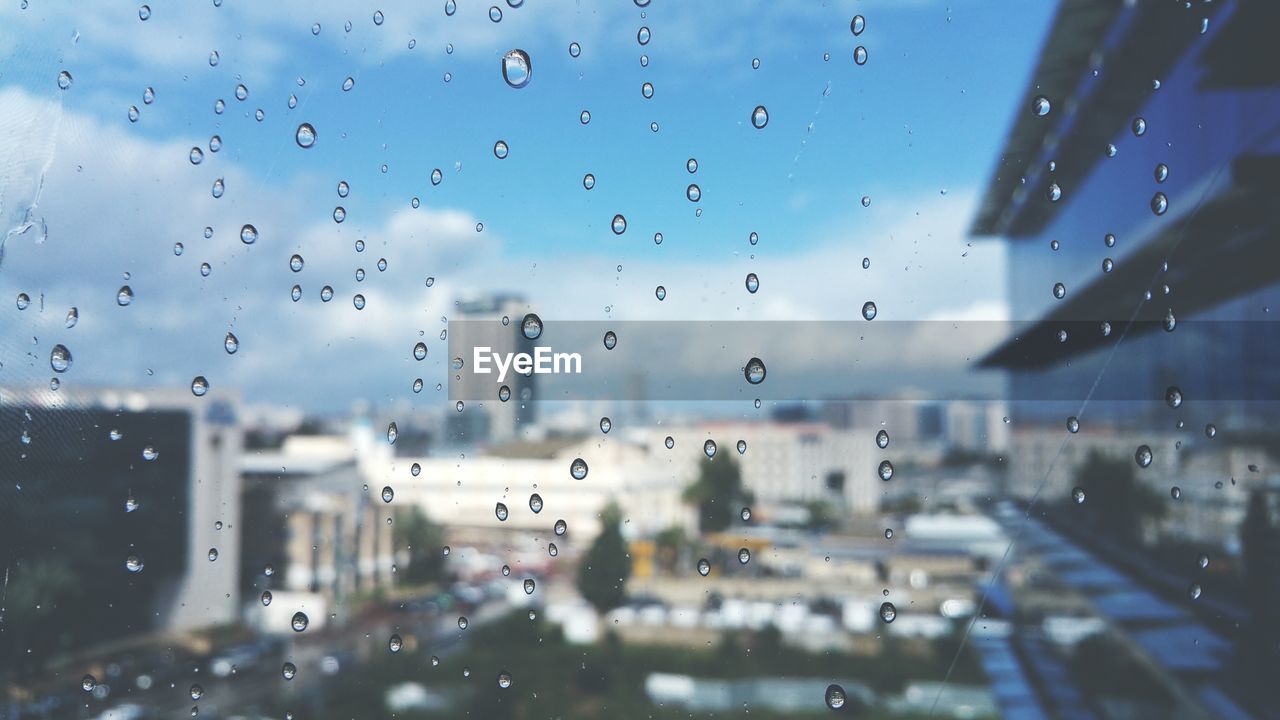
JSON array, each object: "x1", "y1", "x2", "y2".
[
  {"x1": 447, "y1": 293, "x2": 536, "y2": 446},
  {"x1": 240, "y1": 431, "x2": 392, "y2": 609},
  {"x1": 0, "y1": 388, "x2": 242, "y2": 662},
  {"x1": 973, "y1": 0, "x2": 1280, "y2": 434}
]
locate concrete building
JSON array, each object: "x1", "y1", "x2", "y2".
[{"x1": 0, "y1": 387, "x2": 243, "y2": 652}]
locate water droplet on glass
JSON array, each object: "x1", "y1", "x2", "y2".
[
  {"x1": 498, "y1": 671, "x2": 513, "y2": 688},
  {"x1": 1053, "y1": 282, "x2": 1066, "y2": 300},
  {"x1": 521, "y1": 313, "x2": 543, "y2": 339},
  {"x1": 125, "y1": 555, "x2": 144, "y2": 573},
  {"x1": 696, "y1": 558, "x2": 711, "y2": 577},
  {"x1": 189, "y1": 146, "x2": 204, "y2": 165},
  {"x1": 862, "y1": 301, "x2": 877, "y2": 320},
  {"x1": 494, "y1": 502, "x2": 509, "y2": 521},
  {"x1": 57, "y1": 70, "x2": 73, "y2": 90},
  {"x1": 207, "y1": 547, "x2": 218, "y2": 562},
  {"x1": 1188, "y1": 582, "x2": 1202, "y2": 600},
  {"x1": 458, "y1": 616, "x2": 469, "y2": 629},
  {"x1": 493, "y1": 140, "x2": 509, "y2": 159},
  {"x1": 500, "y1": 49, "x2": 532, "y2": 89},
  {"x1": 1047, "y1": 183, "x2": 1062, "y2": 202},
  {"x1": 523, "y1": 578, "x2": 535, "y2": 595},
  {"x1": 50, "y1": 344, "x2": 72, "y2": 373},
  {"x1": 295, "y1": 123, "x2": 317, "y2": 148},
  {"x1": 570, "y1": 458, "x2": 588, "y2": 480},
  {"x1": 1132, "y1": 117, "x2": 1146, "y2": 136},
  {"x1": 281, "y1": 662, "x2": 297, "y2": 680},
  {"x1": 611, "y1": 214, "x2": 627, "y2": 234},
  {"x1": 291, "y1": 612, "x2": 309, "y2": 632},
  {"x1": 686, "y1": 184, "x2": 700, "y2": 202},
  {"x1": 583, "y1": 173, "x2": 595, "y2": 190},
  {"x1": 738, "y1": 548, "x2": 751, "y2": 564},
  {"x1": 414, "y1": 342, "x2": 428, "y2": 360},
  {"x1": 745, "y1": 273, "x2": 759, "y2": 294},
  {"x1": 1067, "y1": 416, "x2": 1079, "y2": 433},
  {"x1": 1072, "y1": 486, "x2": 1086, "y2": 504},
  {"x1": 554, "y1": 519, "x2": 567, "y2": 535},
  {"x1": 1151, "y1": 192, "x2": 1168, "y2": 216},
  {"x1": 825, "y1": 684, "x2": 846, "y2": 710},
  {"x1": 261, "y1": 590, "x2": 272, "y2": 606},
  {"x1": 603, "y1": 330, "x2": 617, "y2": 350},
  {"x1": 291, "y1": 285, "x2": 302, "y2": 302},
  {"x1": 854, "y1": 46, "x2": 868, "y2": 65},
  {"x1": 1135, "y1": 445, "x2": 1153, "y2": 468},
  {"x1": 851, "y1": 14, "x2": 865, "y2": 35},
  {"x1": 489, "y1": 5, "x2": 502, "y2": 22},
  {"x1": 751, "y1": 105, "x2": 769, "y2": 129},
  {"x1": 704, "y1": 439, "x2": 717, "y2": 458},
  {"x1": 744, "y1": 357, "x2": 766, "y2": 385},
  {"x1": 581, "y1": 110, "x2": 592, "y2": 124},
  {"x1": 741, "y1": 507, "x2": 752, "y2": 521},
  {"x1": 878, "y1": 460, "x2": 895, "y2": 481},
  {"x1": 876, "y1": 429, "x2": 890, "y2": 448},
  {"x1": 1205, "y1": 423, "x2": 1217, "y2": 438},
  {"x1": 1165, "y1": 385, "x2": 1183, "y2": 408},
  {"x1": 1032, "y1": 95, "x2": 1051, "y2": 116},
  {"x1": 129, "y1": 105, "x2": 140, "y2": 123},
  {"x1": 655, "y1": 286, "x2": 666, "y2": 301},
  {"x1": 142, "y1": 445, "x2": 158, "y2": 461},
  {"x1": 637, "y1": 26, "x2": 650, "y2": 45},
  {"x1": 880, "y1": 601, "x2": 897, "y2": 623},
  {"x1": 1155, "y1": 163, "x2": 1169, "y2": 183},
  {"x1": 235, "y1": 83, "x2": 248, "y2": 101},
  {"x1": 191, "y1": 376, "x2": 209, "y2": 397},
  {"x1": 240, "y1": 224, "x2": 258, "y2": 244},
  {"x1": 665, "y1": 436, "x2": 675, "y2": 449}
]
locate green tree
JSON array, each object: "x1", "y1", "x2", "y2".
[
  {"x1": 683, "y1": 456, "x2": 753, "y2": 534},
  {"x1": 1075, "y1": 450, "x2": 1165, "y2": 543},
  {"x1": 394, "y1": 506, "x2": 445, "y2": 586},
  {"x1": 577, "y1": 503, "x2": 632, "y2": 614},
  {"x1": 653, "y1": 524, "x2": 686, "y2": 574}
]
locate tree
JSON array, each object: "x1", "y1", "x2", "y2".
[
  {"x1": 682, "y1": 456, "x2": 753, "y2": 534},
  {"x1": 577, "y1": 503, "x2": 632, "y2": 614},
  {"x1": 653, "y1": 524, "x2": 687, "y2": 574},
  {"x1": 394, "y1": 506, "x2": 445, "y2": 586},
  {"x1": 1074, "y1": 450, "x2": 1165, "y2": 543}
]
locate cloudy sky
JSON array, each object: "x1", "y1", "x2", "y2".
[{"x1": 0, "y1": 0, "x2": 1053, "y2": 412}]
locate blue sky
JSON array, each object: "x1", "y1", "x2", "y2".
[{"x1": 0, "y1": 0, "x2": 1055, "y2": 411}]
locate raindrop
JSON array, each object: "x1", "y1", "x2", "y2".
[
  {"x1": 235, "y1": 83, "x2": 248, "y2": 100},
  {"x1": 1151, "y1": 192, "x2": 1168, "y2": 216},
  {"x1": 1053, "y1": 282, "x2": 1066, "y2": 299},
  {"x1": 1047, "y1": 183, "x2": 1062, "y2": 202},
  {"x1": 282, "y1": 662, "x2": 296, "y2": 680},
  {"x1": 209, "y1": 51, "x2": 220, "y2": 67},
  {"x1": 1205, "y1": 423, "x2": 1217, "y2": 438},
  {"x1": 498, "y1": 385, "x2": 511, "y2": 402},
  {"x1": 382, "y1": 486, "x2": 394, "y2": 503},
  {"x1": 291, "y1": 285, "x2": 302, "y2": 302},
  {"x1": 498, "y1": 671, "x2": 513, "y2": 688},
  {"x1": 655, "y1": 286, "x2": 666, "y2": 301},
  {"x1": 57, "y1": 70, "x2": 72, "y2": 90},
  {"x1": 65, "y1": 307, "x2": 78, "y2": 328},
  {"x1": 1072, "y1": 487, "x2": 1086, "y2": 504},
  {"x1": 126, "y1": 555, "x2": 144, "y2": 573},
  {"x1": 523, "y1": 578, "x2": 535, "y2": 595},
  {"x1": 291, "y1": 611, "x2": 309, "y2": 632},
  {"x1": 876, "y1": 429, "x2": 889, "y2": 448},
  {"x1": 142, "y1": 445, "x2": 158, "y2": 461},
  {"x1": 570, "y1": 457, "x2": 588, "y2": 480},
  {"x1": 1197, "y1": 553, "x2": 1209, "y2": 569},
  {"x1": 50, "y1": 344, "x2": 72, "y2": 373},
  {"x1": 696, "y1": 558, "x2": 711, "y2": 577},
  {"x1": 207, "y1": 547, "x2": 218, "y2": 561},
  {"x1": 1032, "y1": 95, "x2": 1051, "y2": 116},
  {"x1": 1132, "y1": 117, "x2": 1146, "y2": 136},
  {"x1": 129, "y1": 106, "x2": 140, "y2": 123},
  {"x1": 15, "y1": 293, "x2": 30, "y2": 310},
  {"x1": 529, "y1": 493, "x2": 543, "y2": 513},
  {"x1": 879, "y1": 601, "x2": 897, "y2": 623},
  {"x1": 1163, "y1": 308, "x2": 1177, "y2": 332},
  {"x1": 704, "y1": 439, "x2": 717, "y2": 458},
  {"x1": 603, "y1": 330, "x2": 617, "y2": 349},
  {"x1": 458, "y1": 616, "x2": 469, "y2": 629},
  {"x1": 549, "y1": 542, "x2": 559, "y2": 557},
  {"x1": 521, "y1": 313, "x2": 543, "y2": 339},
  {"x1": 139, "y1": 4, "x2": 151, "y2": 20},
  {"x1": 1103, "y1": 258, "x2": 1114, "y2": 273},
  {"x1": 493, "y1": 140, "x2": 509, "y2": 159},
  {"x1": 431, "y1": 168, "x2": 442, "y2": 185},
  {"x1": 414, "y1": 342, "x2": 428, "y2": 360},
  {"x1": 736, "y1": 439, "x2": 747, "y2": 454},
  {"x1": 1155, "y1": 163, "x2": 1169, "y2": 183},
  {"x1": 665, "y1": 436, "x2": 675, "y2": 449},
  {"x1": 854, "y1": 46, "x2": 868, "y2": 65},
  {"x1": 749, "y1": 231, "x2": 759, "y2": 245},
  {"x1": 744, "y1": 357, "x2": 766, "y2": 385},
  {"x1": 189, "y1": 685, "x2": 203, "y2": 701},
  {"x1": 240, "y1": 224, "x2": 258, "y2": 244},
  {"x1": 388, "y1": 634, "x2": 403, "y2": 653},
  {"x1": 738, "y1": 548, "x2": 751, "y2": 565},
  {"x1": 637, "y1": 26, "x2": 650, "y2": 45},
  {"x1": 191, "y1": 376, "x2": 209, "y2": 397},
  {"x1": 878, "y1": 460, "x2": 894, "y2": 481},
  {"x1": 489, "y1": 5, "x2": 502, "y2": 22},
  {"x1": 1067, "y1": 416, "x2": 1079, "y2": 433},
  {"x1": 555, "y1": 519, "x2": 567, "y2": 535},
  {"x1": 751, "y1": 105, "x2": 769, "y2": 129},
  {"x1": 342, "y1": 77, "x2": 354, "y2": 92},
  {"x1": 569, "y1": 42, "x2": 581, "y2": 57},
  {"x1": 825, "y1": 684, "x2": 846, "y2": 710},
  {"x1": 862, "y1": 301, "x2": 877, "y2": 320},
  {"x1": 1171, "y1": 486, "x2": 1182, "y2": 500},
  {"x1": 851, "y1": 14, "x2": 865, "y2": 35},
  {"x1": 333, "y1": 206, "x2": 346, "y2": 223},
  {"x1": 352, "y1": 294, "x2": 365, "y2": 310},
  {"x1": 581, "y1": 110, "x2": 591, "y2": 124},
  {"x1": 1165, "y1": 386, "x2": 1183, "y2": 408},
  {"x1": 745, "y1": 273, "x2": 759, "y2": 293},
  {"x1": 373, "y1": 9, "x2": 384, "y2": 24},
  {"x1": 642, "y1": 81, "x2": 654, "y2": 99},
  {"x1": 211, "y1": 178, "x2": 225, "y2": 198},
  {"x1": 1188, "y1": 583, "x2": 1202, "y2": 600},
  {"x1": 499, "y1": 49, "x2": 534, "y2": 89},
  {"x1": 445, "y1": 0, "x2": 456, "y2": 15},
  {"x1": 189, "y1": 147, "x2": 204, "y2": 165},
  {"x1": 862, "y1": 195, "x2": 872, "y2": 207},
  {"x1": 1135, "y1": 445, "x2": 1153, "y2": 468},
  {"x1": 82, "y1": 675, "x2": 97, "y2": 692},
  {"x1": 261, "y1": 590, "x2": 272, "y2": 606},
  {"x1": 295, "y1": 123, "x2": 317, "y2": 148},
  {"x1": 611, "y1": 214, "x2": 627, "y2": 234},
  {"x1": 583, "y1": 173, "x2": 595, "y2": 190},
  {"x1": 741, "y1": 507, "x2": 752, "y2": 521},
  {"x1": 495, "y1": 503, "x2": 509, "y2": 521}
]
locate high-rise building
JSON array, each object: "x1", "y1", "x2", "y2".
[
  {"x1": 0, "y1": 388, "x2": 241, "y2": 671},
  {"x1": 449, "y1": 293, "x2": 536, "y2": 445},
  {"x1": 973, "y1": 0, "x2": 1280, "y2": 430}
]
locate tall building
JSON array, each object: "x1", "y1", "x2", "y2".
[
  {"x1": 973, "y1": 0, "x2": 1280, "y2": 429},
  {"x1": 0, "y1": 388, "x2": 241, "y2": 671},
  {"x1": 449, "y1": 293, "x2": 536, "y2": 445}
]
